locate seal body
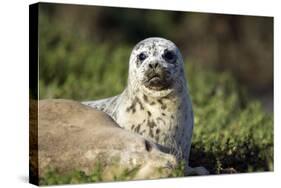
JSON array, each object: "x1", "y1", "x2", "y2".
[{"x1": 83, "y1": 37, "x2": 193, "y2": 166}]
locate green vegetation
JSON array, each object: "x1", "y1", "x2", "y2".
[
  {"x1": 38, "y1": 12, "x2": 273, "y2": 185},
  {"x1": 39, "y1": 164, "x2": 143, "y2": 185},
  {"x1": 40, "y1": 169, "x2": 103, "y2": 185}
]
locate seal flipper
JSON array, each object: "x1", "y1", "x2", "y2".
[{"x1": 82, "y1": 95, "x2": 120, "y2": 120}]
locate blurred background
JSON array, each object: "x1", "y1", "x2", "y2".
[
  {"x1": 39, "y1": 3, "x2": 273, "y2": 112},
  {"x1": 38, "y1": 3, "x2": 273, "y2": 176}
]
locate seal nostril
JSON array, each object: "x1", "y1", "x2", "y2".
[
  {"x1": 155, "y1": 63, "x2": 159, "y2": 68},
  {"x1": 149, "y1": 63, "x2": 159, "y2": 69},
  {"x1": 144, "y1": 140, "x2": 152, "y2": 152}
]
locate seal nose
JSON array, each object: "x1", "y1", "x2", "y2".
[{"x1": 149, "y1": 62, "x2": 159, "y2": 69}]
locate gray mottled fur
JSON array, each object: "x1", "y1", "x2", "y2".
[{"x1": 82, "y1": 37, "x2": 208, "y2": 175}]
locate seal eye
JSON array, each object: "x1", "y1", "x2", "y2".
[
  {"x1": 163, "y1": 50, "x2": 176, "y2": 62},
  {"x1": 138, "y1": 52, "x2": 147, "y2": 61}
]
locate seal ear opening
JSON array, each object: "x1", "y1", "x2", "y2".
[{"x1": 144, "y1": 140, "x2": 153, "y2": 152}]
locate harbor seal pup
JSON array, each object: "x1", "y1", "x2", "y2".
[{"x1": 83, "y1": 37, "x2": 208, "y2": 175}]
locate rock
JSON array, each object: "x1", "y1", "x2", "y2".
[{"x1": 32, "y1": 99, "x2": 177, "y2": 182}]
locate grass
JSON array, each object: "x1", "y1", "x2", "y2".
[
  {"x1": 37, "y1": 15, "x2": 273, "y2": 185},
  {"x1": 39, "y1": 162, "x2": 142, "y2": 185}
]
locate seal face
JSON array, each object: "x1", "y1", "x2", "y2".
[
  {"x1": 137, "y1": 48, "x2": 174, "y2": 91},
  {"x1": 83, "y1": 37, "x2": 193, "y2": 167},
  {"x1": 128, "y1": 38, "x2": 185, "y2": 98}
]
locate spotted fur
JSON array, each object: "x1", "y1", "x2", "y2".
[{"x1": 82, "y1": 37, "x2": 207, "y2": 174}]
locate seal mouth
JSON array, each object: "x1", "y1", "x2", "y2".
[
  {"x1": 149, "y1": 75, "x2": 161, "y2": 82},
  {"x1": 144, "y1": 74, "x2": 171, "y2": 91}
]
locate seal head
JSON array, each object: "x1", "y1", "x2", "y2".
[{"x1": 128, "y1": 37, "x2": 185, "y2": 98}]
